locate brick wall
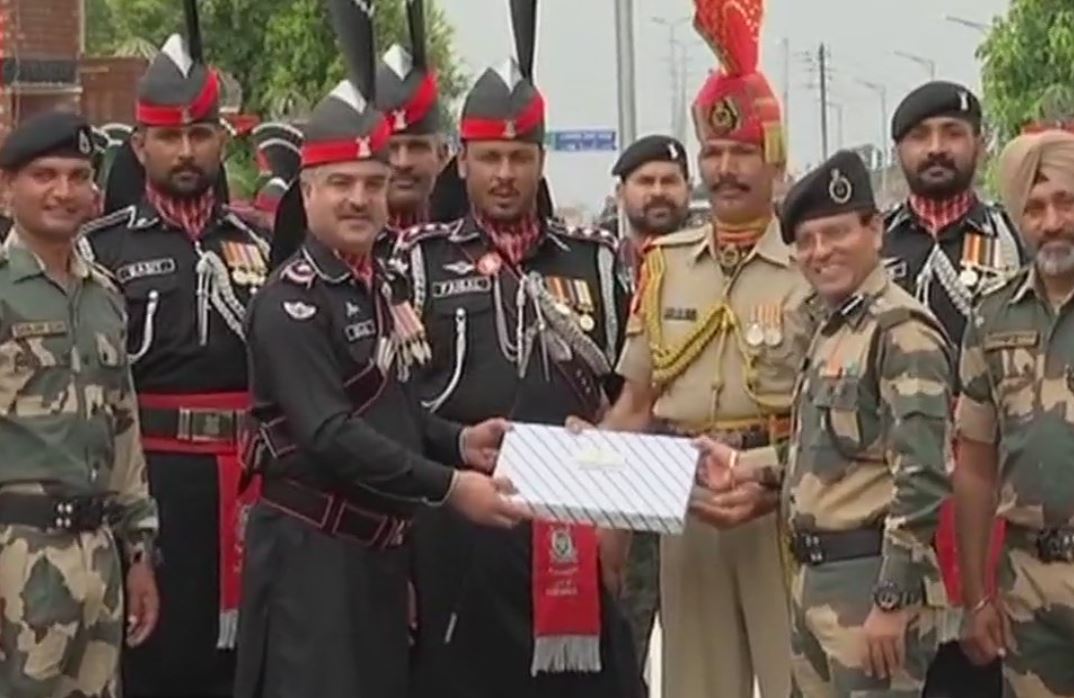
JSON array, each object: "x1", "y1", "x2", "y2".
[
  {"x1": 80, "y1": 57, "x2": 146, "y2": 124},
  {"x1": 7, "y1": 0, "x2": 79, "y2": 59}
]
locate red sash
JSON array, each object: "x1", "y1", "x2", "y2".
[
  {"x1": 138, "y1": 392, "x2": 261, "y2": 649},
  {"x1": 531, "y1": 522, "x2": 602, "y2": 674}
]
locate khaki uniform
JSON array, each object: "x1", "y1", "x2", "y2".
[
  {"x1": 957, "y1": 266, "x2": 1074, "y2": 698},
  {"x1": 784, "y1": 268, "x2": 951, "y2": 697},
  {"x1": 618, "y1": 221, "x2": 811, "y2": 698},
  {"x1": 0, "y1": 231, "x2": 157, "y2": 698}
]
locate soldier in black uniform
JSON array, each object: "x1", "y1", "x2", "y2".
[
  {"x1": 881, "y1": 81, "x2": 1023, "y2": 698},
  {"x1": 376, "y1": 0, "x2": 449, "y2": 231},
  {"x1": 249, "y1": 121, "x2": 303, "y2": 232},
  {"x1": 78, "y1": 4, "x2": 268, "y2": 696},
  {"x1": 233, "y1": 4, "x2": 527, "y2": 696},
  {"x1": 397, "y1": 3, "x2": 639, "y2": 697}
]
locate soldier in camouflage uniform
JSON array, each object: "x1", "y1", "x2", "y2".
[
  {"x1": 955, "y1": 129, "x2": 1074, "y2": 698},
  {"x1": 696, "y1": 150, "x2": 953, "y2": 696},
  {"x1": 0, "y1": 111, "x2": 159, "y2": 698}
]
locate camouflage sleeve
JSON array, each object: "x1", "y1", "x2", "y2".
[
  {"x1": 107, "y1": 364, "x2": 159, "y2": 557},
  {"x1": 954, "y1": 311, "x2": 998, "y2": 444},
  {"x1": 875, "y1": 319, "x2": 953, "y2": 594}
]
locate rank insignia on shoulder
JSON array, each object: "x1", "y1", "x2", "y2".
[{"x1": 283, "y1": 300, "x2": 317, "y2": 321}]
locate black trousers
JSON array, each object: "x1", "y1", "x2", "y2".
[
  {"x1": 124, "y1": 452, "x2": 234, "y2": 697},
  {"x1": 922, "y1": 642, "x2": 1002, "y2": 698},
  {"x1": 234, "y1": 504, "x2": 410, "y2": 698}
]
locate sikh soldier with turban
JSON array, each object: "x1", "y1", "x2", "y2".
[{"x1": 955, "y1": 129, "x2": 1074, "y2": 698}]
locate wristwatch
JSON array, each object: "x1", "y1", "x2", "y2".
[{"x1": 872, "y1": 581, "x2": 920, "y2": 612}]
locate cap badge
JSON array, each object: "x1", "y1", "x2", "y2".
[
  {"x1": 181, "y1": 106, "x2": 192, "y2": 124},
  {"x1": 78, "y1": 130, "x2": 92, "y2": 156},
  {"x1": 356, "y1": 136, "x2": 372, "y2": 159},
  {"x1": 668, "y1": 143, "x2": 678, "y2": 159},
  {"x1": 959, "y1": 91, "x2": 969, "y2": 112},
  {"x1": 828, "y1": 168, "x2": 853, "y2": 205},
  {"x1": 503, "y1": 120, "x2": 517, "y2": 139},
  {"x1": 710, "y1": 97, "x2": 741, "y2": 135},
  {"x1": 392, "y1": 109, "x2": 408, "y2": 132}
]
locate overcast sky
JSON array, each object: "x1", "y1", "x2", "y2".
[{"x1": 438, "y1": 0, "x2": 1010, "y2": 213}]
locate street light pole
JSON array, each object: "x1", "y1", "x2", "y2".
[
  {"x1": 894, "y1": 50, "x2": 937, "y2": 80},
  {"x1": 615, "y1": 0, "x2": 638, "y2": 150},
  {"x1": 857, "y1": 79, "x2": 889, "y2": 164},
  {"x1": 651, "y1": 16, "x2": 692, "y2": 142},
  {"x1": 944, "y1": 15, "x2": 990, "y2": 34}
]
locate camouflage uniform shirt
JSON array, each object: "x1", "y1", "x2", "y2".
[
  {"x1": 0, "y1": 231, "x2": 157, "y2": 542},
  {"x1": 785, "y1": 265, "x2": 952, "y2": 604}
]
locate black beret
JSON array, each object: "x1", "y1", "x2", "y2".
[
  {"x1": 891, "y1": 81, "x2": 982, "y2": 142},
  {"x1": 0, "y1": 110, "x2": 96, "y2": 171},
  {"x1": 612, "y1": 134, "x2": 689, "y2": 180},
  {"x1": 779, "y1": 150, "x2": 876, "y2": 243}
]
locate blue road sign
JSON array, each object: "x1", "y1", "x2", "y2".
[{"x1": 547, "y1": 129, "x2": 618, "y2": 152}]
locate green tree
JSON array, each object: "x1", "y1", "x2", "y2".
[
  {"x1": 87, "y1": 0, "x2": 466, "y2": 121},
  {"x1": 979, "y1": 0, "x2": 1074, "y2": 141}
]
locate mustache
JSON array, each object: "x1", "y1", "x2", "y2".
[
  {"x1": 490, "y1": 185, "x2": 519, "y2": 197},
  {"x1": 643, "y1": 197, "x2": 678, "y2": 214},
  {"x1": 170, "y1": 164, "x2": 206, "y2": 178},
  {"x1": 711, "y1": 175, "x2": 749, "y2": 192},
  {"x1": 919, "y1": 155, "x2": 956, "y2": 173}
]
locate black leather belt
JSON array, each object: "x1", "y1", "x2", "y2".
[
  {"x1": 1009, "y1": 525, "x2": 1074, "y2": 563},
  {"x1": 790, "y1": 528, "x2": 883, "y2": 566},
  {"x1": 260, "y1": 478, "x2": 410, "y2": 550},
  {"x1": 0, "y1": 492, "x2": 116, "y2": 533},
  {"x1": 139, "y1": 405, "x2": 240, "y2": 443}
]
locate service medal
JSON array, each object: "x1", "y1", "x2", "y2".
[
  {"x1": 764, "y1": 327, "x2": 782, "y2": 347},
  {"x1": 959, "y1": 268, "x2": 979, "y2": 288},
  {"x1": 232, "y1": 268, "x2": 249, "y2": 285},
  {"x1": 745, "y1": 323, "x2": 764, "y2": 347},
  {"x1": 579, "y1": 314, "x2": 596, "y2": 332}
]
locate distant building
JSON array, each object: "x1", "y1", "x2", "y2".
[{"x1": 0, "y1": 0, "x2": 83, "y2": 134}]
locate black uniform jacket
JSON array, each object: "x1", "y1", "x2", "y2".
[
  {"x1": 395, "y1": 215, "x2": 640, "y2": 698},
  {"x1": 246, "y1": 235, "x2": 462, "y2": 509}
]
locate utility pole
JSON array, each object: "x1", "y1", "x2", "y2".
[
  {"x1": 819, "y1": 43, "x2": 829, "y2": 158},
  {"x1": 781, "y1": 37, "x2": 791, "y2": 134},
  {"x1": 615, "y1": 0, "x2": 638, "y2": 149},
  {"x1": 857, "y1": 79, "x2": 889, "y2": 164},
  {"x1": 652, "y1": 16, "x2": 691, "y2": 140}
]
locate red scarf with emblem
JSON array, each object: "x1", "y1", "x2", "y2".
[
  {"x1": 473, "y1": 211, "x2": 603, "y2": 673},
  {"x1": 146, "y1": 183, "x2": 217, "y2": 240}
]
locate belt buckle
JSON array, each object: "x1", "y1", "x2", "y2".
[
  {"x1": 53, "y1": 495, "x2": 103, "y2": 532},
  {"x1": 178, "y1": 408, "x2": 236, "y2": 443},
  {"x1": 793, "y1": 532, "x2": 825, "y2": 565}
]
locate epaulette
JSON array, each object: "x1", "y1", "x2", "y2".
[
  {"x1": 397, "y1": 220, "x2": 464, "y2": 250},
  {"x1": 870, "y1": 295, "x2": 947, "y2": 344},
  {"x1": 223, "y1": 207, "x2": 266, "y2": 238},
  {"x1": 882, "y1": 202, "x2": 911, "y2": 232},
  {"x1": 651, "y1": 224, "x2": 708, "y2": 248},
  {"x1": 280, "y1": 258, "x2": 317, "y2": 288},
  {"x1": 79, "y1": 205, "x2": 136, "y2": 237},
  {"x1": 547, "y1": 219, "x2": 619, "y2": 250}
]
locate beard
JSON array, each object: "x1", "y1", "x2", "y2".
[
  {"x1": 152, "y1": 164, "x2": 216, "y2": 200},
  {"x1": 903, "y1": 155, "x2": 976, "y2": 199},
  {"x1": 626, "y1": 199, "x2": 687, "y2": 237},
  {"x1": 1032, "y1": 237, "x2": 1074, "y2": 277}
]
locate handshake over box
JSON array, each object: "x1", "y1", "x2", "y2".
[{"x1": 494, "y1": 423, "x2": 700, "y2": 534}]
